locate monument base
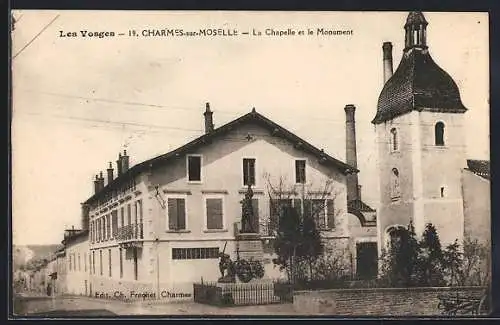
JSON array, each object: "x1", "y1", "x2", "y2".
[{"x1": 235, "y1": 232, "x2": 263, "y2": 261}]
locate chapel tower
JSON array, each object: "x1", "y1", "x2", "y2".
[{"x1": 372, "y1": 12, "x2": 468, "y2": 249}]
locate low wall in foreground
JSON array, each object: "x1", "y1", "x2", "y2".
[{"x1": 293, "y1": 286, "x2": 486, "y2": 316}]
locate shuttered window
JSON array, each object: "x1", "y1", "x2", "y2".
[
  {"x1": 168, "y1": 198, "x2": 186, "y2": 230},
  {"x1": 111, "y1": 210, "x2": 118, "y2": 237},
  {"x1": 269, "y1": 199, "x2": 292, "y2": 234},
  {"x1": 206, "y1": 198, "x2": 223, "y2": 230},
  {"x1": 243, "y1": 158, "x2": 256, "y2": 186},
  {"x1": 326, "y1": 199, "x2": 335, "y2": 229}
]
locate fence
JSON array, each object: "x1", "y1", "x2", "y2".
[{"x1": 193, "y1": 282, "x2": 289, "y2": 306}]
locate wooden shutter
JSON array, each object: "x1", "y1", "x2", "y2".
[
  {"x1": 249, "y1": 160, "x2": 255, "y2": 185},
  {"x1": 177, "y1": 199, "x2": 186, "y2": 230},
  {"x1": 251, "y1": 199, "x2": 259, "y2": 233},
  {"x1": 326, "y1": 199, "x2": 335, "y2": 229},
  {"x1": 206, "y1": 198, "x2": 223, "y2": 229},
  {"x1": 168, "y1": 198, "x2": 178, "y2": 230},
  {"x1": 269, "y1": 199, "x2": 278, "y2": 235},
  {"x1": 313, "y1": 199, "x2": 326, "y2": 229}
]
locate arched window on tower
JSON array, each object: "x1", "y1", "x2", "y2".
[
  {"x1": 435, "y1": 122, "x2": 445, "y2": 146},
  {"x1": 391, "y1": 168, "x2": 400, "y2": 200},
  {"x1": 390, "y1": 128, "x2": 398, "y2": 152}
]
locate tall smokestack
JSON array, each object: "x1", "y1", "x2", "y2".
[
  {"x1": 382, "y1": 42, "x2": 393, "y2": 84},
  {"x1": 345, "y1": 104, "x2": 359, "y2": 202},
  {"x1": 116, "y1": 152, "x2": 123, "y2": 176},
  {"x1": 203, "y1": 102, "x2": 214, "y2": 134},
  {"x1": 107, "y1": 162, "x2": 114, "y2": 185},
  {"x1": 121, "y1": 150, "x2": 129, "y2": 173}
]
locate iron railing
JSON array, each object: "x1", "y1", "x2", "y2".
[{"x1": 115, "y1": 223, "x2": 143, "y2": 241}]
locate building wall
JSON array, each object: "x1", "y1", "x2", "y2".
[
  {"x1": 86, "y1": 121, "x2": 350, "y2": 293},
  {"x1": 375, "y1": 112, "x2": 416, "y2": 252},
  {"x1": 418, "y1": 112, "x2": 466, "y2": 245},
  {"x1": 66, "y1": 236, "x2": 90, "y2": 296},
  {"x1": 376, "y1": 111, "x2": 467, "y2": 250},
  {"x1": 462, "y1": 169, "x2": 491, "y2": 246}
]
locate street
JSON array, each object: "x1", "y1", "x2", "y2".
[{"x1": 13, "y1": 295, "x2": 297, "y2": 317}]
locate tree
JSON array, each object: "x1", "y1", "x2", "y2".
[
  {"x1": 443, "y1": 236, "x2": 490, "y2": 287},
  {"x1": 379, "y1": 221, "x2": 421, "y2": 287},
  {"x1": 417, "y1": 223, "x2": 446, "y2": 286},
  {"x1": 264, "y1": 173, "x2": 336, "y2": 283}
]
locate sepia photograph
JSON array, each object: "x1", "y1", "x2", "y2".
[{"x1": 10, "y1": 10, "x2": 491, "y2": 317}]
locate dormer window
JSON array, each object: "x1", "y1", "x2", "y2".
[
  {"x1": 435, "y1": 122, "x2": 445, "y2": 146},
  {"x1": 390, "y1": 128, "x2": 398, "y2": 152}
]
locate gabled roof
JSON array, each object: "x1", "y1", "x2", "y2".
[
  {"x1": 466, "y1": 159, "x2": 490, "y2": 180},
  {"x1": 84, "y1": 109, "x2": 357, "y2": 205}
]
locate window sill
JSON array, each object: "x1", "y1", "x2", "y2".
[
  {"x1": 166, "y1": 230, "x2": 191, "y2": 233},
  {"x1": 238, "y1": 188, "x2": 265, "y2": 194},
  {"x1": 203, "y1": 229, "x2": 228, "y2": 233},
  {"x1": 187, "y1": 181, "x2": 203, "y2": 185}
]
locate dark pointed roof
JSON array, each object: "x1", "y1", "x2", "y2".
[
  {"x1": 405, "y1": 11, "x2": 428, "y2": 27},
  {"x1": 372, "y1": 12, "x2": 467, "y2": 124},
  {"x1": 84, "y1": 109, "x2": 357, "y2": 205},
  {"x1": 372, "y1": 49, "x2": 467, "y2": 124}
]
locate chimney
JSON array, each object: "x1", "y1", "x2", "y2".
[
  {"x1": 203, "y1": 102, "x2": 214, "y2": 134},
  {"x1": 94, "y1": 175, "x2": 100, "y2": 194},
  {"x1": 116, "y1": 152, "x2": 123, "y2": 176},
  {"x1": 99, "y1": 171, "x2": 105, "y2": 190},
  {"x1": 344, "y1": 104, "x2": 359, "y2": 202},
  {"x1": 382, "y1": 42, "x2": 393, "y2": 84},
  {"x1": 121, "y1": 150, "x2": 129, "y2": 173},
  {"x1": 81, "y1": 203, "x2": 90, "y2": 231},
  {"x1": 107, "y1": 162, "x2": 114, "y2": 185}
]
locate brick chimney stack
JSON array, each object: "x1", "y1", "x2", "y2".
[
  {"x1": 116, "y1": 152, "x2": 123, "y2": 177},
  {"x1": 94, "y1": 174, "x2": 100, "y2": 194},
  {"x1": 107, "y1": 162, "x2": 114, "y2": 185},
  {"x1": 383, "y1": 42, "x2": 394, "y2": 84},
  {"x1": 98, "y1": 171, "x2": 105, "y2": 190},
  {"x1": 121, "y1": 150, "x2": 129, "y2": 173},
  {"x1": 345, "y1": 104, "x2": 359, "y2": 202},
  {"x1": 203, "y1": 102, "x2": 214, "y2": 134}
]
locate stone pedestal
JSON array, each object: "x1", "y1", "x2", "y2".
[{"x1": 235, "y1": 233, "x2": 263, "y2": 261}]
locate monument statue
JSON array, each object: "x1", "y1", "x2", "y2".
[{"x1": 240, "y1": 184, "x2": 255, "y2": 233}]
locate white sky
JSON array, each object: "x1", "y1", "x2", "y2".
[{"x1": 11, "y1": 11, "x2": 489, "y2": 245}]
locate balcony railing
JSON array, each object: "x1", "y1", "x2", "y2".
[{"x1": 115, "y1": 223, "x2": 143, "y2": 241}]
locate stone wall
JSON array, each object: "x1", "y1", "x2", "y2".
[{"x1": 293, "y1": 286, "x2": 486, "y2": 316}]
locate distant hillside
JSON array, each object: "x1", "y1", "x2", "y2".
[{"x1": 13, "y1": 244, "x2": 63, "y2": 268}]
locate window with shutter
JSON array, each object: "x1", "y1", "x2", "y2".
[
  {"x1": 243, "y1": 158, "x2": 256, "y2": 186},
  {"x1": 206, "y1": 198, "x2": 223, "y2": 230},
  {"x1": 111, "y1": 211, "x2": 118, "y2": 237},
  {"x1": 312, "y1": 199, "x2": 326, "y2": 229},
  {"x1": 326, "y1": 199, "x2": 335, "y2": 229},
  {"x1": 168, "y1": 198, "x2": 186, "y2": 230}
]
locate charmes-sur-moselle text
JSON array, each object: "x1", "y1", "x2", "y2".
[{"x1": 59, "y1": 28, "x2": 353, "y2": 39}]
